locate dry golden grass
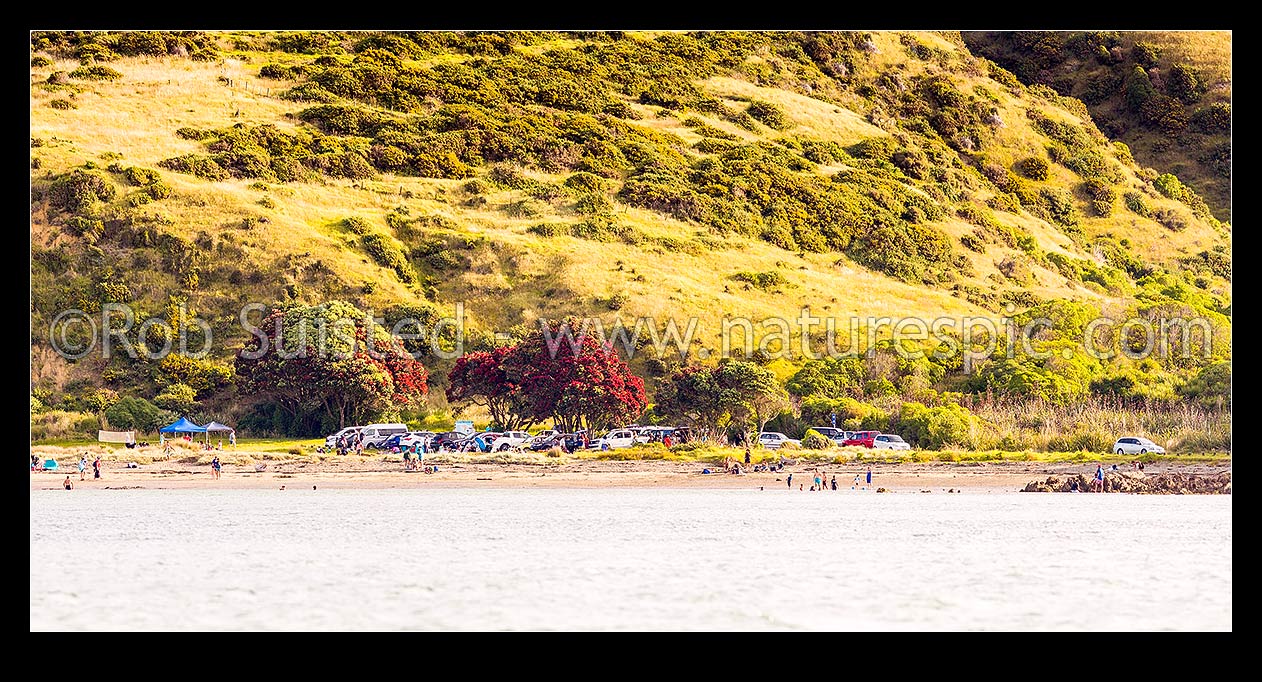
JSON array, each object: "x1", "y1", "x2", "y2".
[{"x1": 700, "y1": 76, "x2": 886, "y2": 143}]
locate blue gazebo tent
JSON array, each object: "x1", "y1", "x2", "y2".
[{"x1": 159, "y1": 417, "x2": 207, "y2": 434}]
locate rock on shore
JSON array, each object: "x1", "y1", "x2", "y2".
[{"x1": 1022, "y1": 471, "x2": 1231, "y2": 494}]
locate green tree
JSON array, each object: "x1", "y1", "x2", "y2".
[
  {"x1": 154, "y1": 383, "x2": 198, "y2": 414},
  {"x1": 104, "y1": 396, "x2": 167, "y2": 433}
]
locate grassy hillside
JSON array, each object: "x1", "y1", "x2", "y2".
[
  {"x1": 962, "y1": 31, "x2": 1231, "y2": 220},
  {"x1": 30, "y1": 30, "x2": 1230, "y2": 439}
]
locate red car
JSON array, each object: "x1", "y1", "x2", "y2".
[{"x1": 842, "y1": 430, "x2": 879, "y2": 448}]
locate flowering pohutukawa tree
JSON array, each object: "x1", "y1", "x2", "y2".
[
  {"x1": 445, "y1": 346, "x2": 531, "y2": 431},
  {"x1": 236, "y1": 300, "x2": 428, "y2": 429},
  {"x1": 446, "y1": 321, "x2": 647, "y2": 433}
]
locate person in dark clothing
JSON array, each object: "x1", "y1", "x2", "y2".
[
  {"x1": 92, "y1": 456, "x2": 101, "y2": 480},
  {"x1": 831, "y1": 475, "x2": 837, "y2": 491},
  {"x1": 787, "y1": 473, "x2": 792, "y2": 488}
]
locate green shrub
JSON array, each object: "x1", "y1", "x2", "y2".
[
  {"x1": 960, "y1": 231, "x2": 985, "y2": 253},
  {"x1": 462, "y1": 179, "x2": 490, "y2": 195},
  {"x1": 175, "y1": 127, "x2": 215, "y2": 141},
  {"x1": 850, "y1": 137, "x2": 896, "y2": 161},
  {"x1": 361, "y1": 232, "x2": 416, "y2": 283},
  {"x1": 503, "y1": 199, "x2": 542, "y2": 219},
  {"x1": 1132, "y1": 42, "x2": 1161, "y2": 68},
  {"x1": 159, "y1": 154, "x2": 230, "y2": 181},
  {"x1": 48, "y1": 169, "x2": 116, "y2": 211},
  {"x1": 1152, "y1": 207, "x2": 1188, "y2": 232},
  {"x1": 801, "y1": 429, "x2": 833, "y2": 450},
  {"x1": 32, "y1": 54, "x2": 53, "y2": 68},
  {"x1": 488, "y1": 164, "x2": 530, "y2": 189},
  {"x1": 1080, "y1": 178, "x2": 1116, "y2": 217},
  {"x1": 1190, "y1": 103, "x2": 1230, "y2": 134},
  {"x1": 1040, "y1": 187, "x2": 1080, "y2": 228},
  {"x1": 122, "y1": 166, "x2": 162, "y2": 186},
  {"x1": 564, "y1": 172, "x2": 604, "y2": 194},
  {"x1": 343, "y1": 216, "x2": 372, "y2": 235},
  {"x1": 746, "y1": 100, "x2": 786, "y2": 129},
  {"x1": 1122, "y1": 191, "x2": 1150, "y2": 217},
  {"x1": 49, "y1": 98, "x2": 75, "y2": 110},
  {"x1": 731, "y1": 271, "x2": 789, "y2": 290},
  {"x1": 573, "y1": 192, "x2": 611, "y2": 215},
  {"x1": 1166, "y1": 63, "x2": 1203, "y2": 105},
  {"x1": 69, "y1": 64, "x2": 122, "y2": 81},
  {"x1": 528, "y1": 222, "x2": 569, "y2": 238},
  {"x1": 1015, "y1": 156, "x2": 1049, "y2": 180}
]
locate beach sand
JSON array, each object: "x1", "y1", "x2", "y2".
[{"x1": 29, "y1": 456, "x2": 1231, "y2": 493}]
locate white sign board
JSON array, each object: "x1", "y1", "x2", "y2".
[{"x1": 454, "y1": 420, "x2": 475, "y2": 436}]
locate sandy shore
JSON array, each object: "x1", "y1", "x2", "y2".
[{"x1": 29, "y1": 458, "x2": 1231, "y2": 493}]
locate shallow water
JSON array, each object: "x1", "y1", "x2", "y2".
[{"x1": 30, "y1": 488, "x2": 1231, "y2": 630}]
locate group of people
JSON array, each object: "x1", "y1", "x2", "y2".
[
  {"x1": 788, "y1": 467, "x2": 873, "y2": 492},
  {"x1": 401, "y1": 441, "x2": 427, "y2": 470}
]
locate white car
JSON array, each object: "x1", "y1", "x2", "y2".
[
  {"x1": 398, "y1": 432, "x2": 435, "y2": 449},
  {"x1": 758, "y1": 432, "x2": 801, "y2": 449},
  {"x1": 872, "y1": 434, "x2": 911, "y2": 450},
  {"x1": 590, "y1": 428, "x2": 643, "y2": 450},
  {"x1": 325, "y1": 426, "x2": 361, "y2": 448},
  {"x1": 1113, "y1": 437, "x2": 1166, "y2": 455},
  {"x1": 493, "y1": 431, "x2": 533, "y2": 451}
]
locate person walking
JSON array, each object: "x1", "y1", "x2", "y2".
[
  {"x1": 211, "y1": 455, "x2": 222, "y2": 480},
  {"x1": 229, "y1": 431, "x2": 236, "y2": 447},
  {"x1": 787, "y1": 473, "x2": 793, "y2": 489},
  {"x1": 744, "y1": 446, "x2": 751, "y2": 465},
  {"x1": 866, "y1": 467, "x2": 872, "y2": 488},
  {"x1": 92, "y1": 456, "x2": 101, "y2": 480},
  {"x1": 831, "y1": 475, "x2": 837, "y2": 491},
  {"x1": 1095, "y1": 463, "x2": 1105, "y2": 492},
  {"x1": 78, "y1": 455, "x2": 88, "y2": 481}
]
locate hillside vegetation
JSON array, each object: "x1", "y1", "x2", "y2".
[
  {"x1": 30, "y1": 31, "x2": 1230, "y2": 447},
  {"x1": 962, "y1": 31, "x2": 1231, "y2": 220}
]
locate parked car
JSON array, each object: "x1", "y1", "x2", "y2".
[
  {"x1": 590, "y1": 428, "x2": 643, "y2": 450},
  {"x1": 359, "y1": 423, "x2": 409, "y2": 449},
  {"x1": 431, "y1": 432, "x2": 466, "y2": 451},
  {"x1": 872, "y1": 434, "x2": 911, "y2": 451},
  {"x1": 1113, "y1": 436, "x2": 1166, "y2": 455},
  {"x1": 808, "y1": 426, "x2": 848, "y2": 446},
  {"x1": 758, "y1": 432, "x2": 801, "y2": 449},
  {"x1": 398, "y1": 432, "x2": 435, "y2": 450},
  {"x1": 325, "y1": 426, "x2": 361, "y2": 448},
  {"x1": 842, "y1": 431, "x2": 878, "y2": 447},
  {"x1": 492, "y1": 431, "x2": 533, "y2": 451}
]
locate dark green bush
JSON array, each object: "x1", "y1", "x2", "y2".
[
  {"x1": 32, "y1": 54, "x2": 53, "y2": 68},
  {"x1": 159, "y1": 154, "x2": 230, "y2": 181},
  {"x1": 1152, "y1": 207, "x2": 1188, "y2": 232},
  {"x1": 503, "y1": 199, "x2": 541, "y2": 218},
  {"x1": 122, "y1": 166, "x2": 162, "y2": 186},
  {"x1": 343, "y1": 216, "x2": 372, "y2": 235},
  {"x1": 1015, "y1": 156, "x2": 1049, "y2": 180},
  {"x1": 960, "y1": 231, "x2": 985, "y2": 253},
  {"x1": 48, "y1": 169, "x2": 116, "y2": 212},
  {"x1": 1132, "y1": 42, "x2": 1161, "y2": 68},
  {"x1": 462, "y1": 179, "x2": 490, "y2": 194},
  {"x1": 1166, "y1": 63, "x2": 1203, "y2": 105},
  {"x1": 1080, "y1": 178, "x2": 1116, "y2": 217},
  {"x1": 1123, "y1": 190, "x2": 1150, "y2": 217},
  {"x1": 48, "y1": 98, "x2": 75, "y2": 110},
  {"x1": 361, "y1": 232, "x2": 416, "y2": 283},
  {"x1": 1040, "y1": 187, "x2": 1080, "y2": 228},
  {"x1": 280, "y1": 83, "x2": 337, "y2": 102},
  {"x1": 175, "y1": 127, "x2": 215, "y2": 141},
  {"x1": 573, "y1": 192, "x2": 612, "y2": 215},
  {"x1": 563, "y1": 172, "x2": 604, "y2": 194},
  {"x1": 746, "y1": 100, "x2": 786, "y2": 129},
  {"x1": 850, "y1": 137, "x2": 896, "y2": 161},
  {"x1": 1190, "y1": 103, "x2": 1230, "y2": 134},
  {"x1": 69, "y1": 64, "x2": 122, "y2": 81},
  {"x1": 731, "y1": 270, "x2": 789, "y2": 290}
]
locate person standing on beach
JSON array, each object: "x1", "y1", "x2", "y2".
[
  {"x1": 229, "y1": 431, "x2": 236, "y2": 447},
  {"x1": 866, "y1": 467, "x2": 872, "y2": 488},
  {"x1": 744, "y1": 446, "x2": 751, "y2": 465},
  {"x1": 813, "y1": 472, "x2": 822, "y2": 491},
  {"x1": 92, "y1": 456, "x2": 101, "y2": 480},
  {"x1": 831, "y1": 475, "x2": 837, "y2": 491},
  {"x1": 63, "y1": 476, "x2": 73, "y2": 490},
  {"x1": 787, "y1": 473, "x2": 793, "y2": 489},
  {"x1": 78, "y1": 455, "x2": 88, "y2": 481},
  {"x1": 1095, "y1": 463, "x2": 1105, "y2": 492},
  {"x1": 211, "y1": 455, "x2": 222, "y2": 480}
]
